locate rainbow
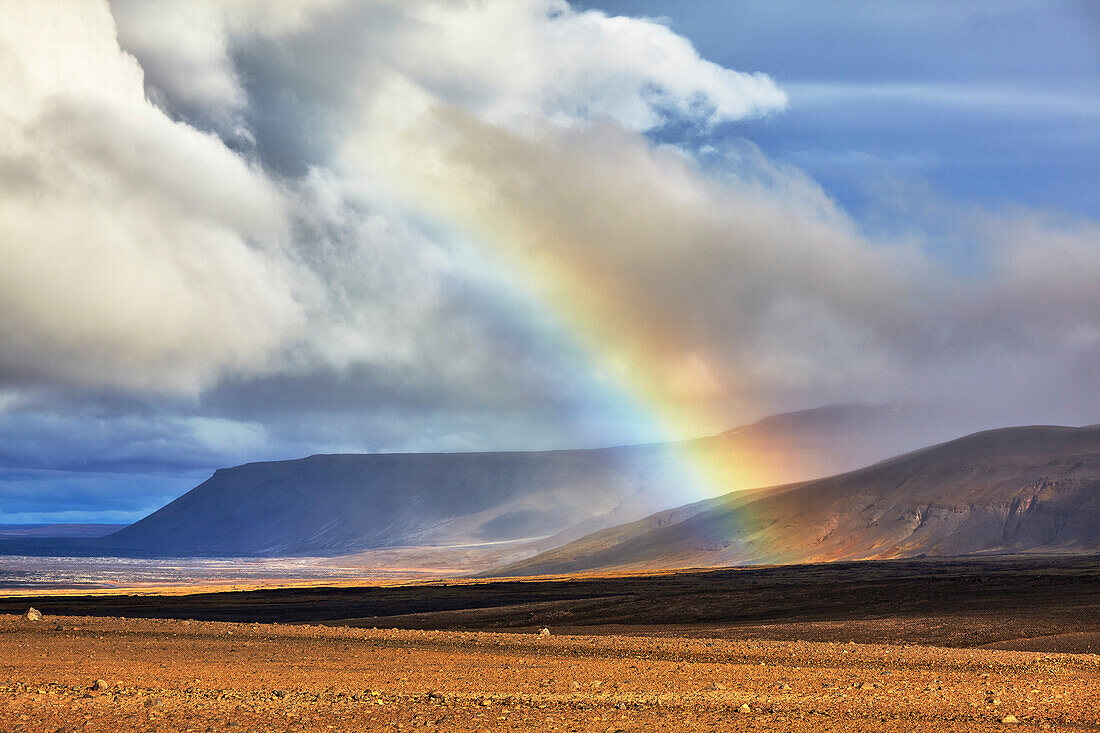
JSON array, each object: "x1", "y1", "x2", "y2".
[{"x1": 365, "y1": 112, "x2": 778, "y2": 506}]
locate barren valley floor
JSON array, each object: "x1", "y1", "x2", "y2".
[
  {"x1": 2, "y1": 556, "x2": 1100, "y2": 732},
  {"x1": 3, "y1": 614, "x2": 1100, "y2": 733}
]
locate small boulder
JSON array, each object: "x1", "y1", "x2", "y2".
[
  {"x1": 91, "y1": 679, "x2": 108, "y2": 692},
  {"x1": 23, "y1": 607, "x2": 43, "y2": 621},
  {"x1": 738, "y1": 703, "x2": 752, "y2": 714},
  {"x1": 1002, "y1": 715, "x2": 1019, "y2": 725},
  {"x1": 538, "y1": 627, "x2": 551, "y2": 636}
]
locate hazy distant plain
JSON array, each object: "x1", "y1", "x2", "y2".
[{"x1": 0, "y1": 554, "x2": 443, "y2": 591}]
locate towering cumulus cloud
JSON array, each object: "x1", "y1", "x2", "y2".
[{"x1": 0, "y1": 0, "x2": 308, "y2": 393}]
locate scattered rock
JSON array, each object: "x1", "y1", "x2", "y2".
[
  {"x1": 144, "y1": 697, "x2": 163, "y2": 708},
  {"x1": 427, "y1": 689, "x2": 446, "y2": 702},
  {"x1": 23, "y1": 607, "x2": 42, "y2": 621},
  {"x1": 1002, "y1": 715, "x2": 1020, "y2": 724},
  {"x1": 538, "y1": 627, "x2": 551, "y2": 636},
  {"x1": 272, "y1": 689, "x2": 288, "y2": 698}
]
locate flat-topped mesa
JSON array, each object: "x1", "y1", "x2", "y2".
[{"x1": 96, "y1": 404, "x2": 945, "y2": 557}]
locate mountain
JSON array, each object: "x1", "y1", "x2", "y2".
[
  {"x1": 95, "y1": 403, "x2": 955, "y2": 557},
  {"x1": 494, "y1": 425, "x2": 1100, "y2": 576},
  {"x1": 99, "y1": 446, "x2": 676, "y2": 555}
]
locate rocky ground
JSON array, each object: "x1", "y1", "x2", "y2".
[{"x1": 2, "y1": 613, "x2": 1099, "y2": 732}]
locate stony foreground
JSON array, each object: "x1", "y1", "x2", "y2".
[{"x1": 2, "y1": 614, "x2": 1099, "y2": 732}]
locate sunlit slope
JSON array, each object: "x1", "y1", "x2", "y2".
[
  {"x1": 496, "y1": 425, "x2": 1100, "y2": 575},
  {"x1": 97, "y1": 404, "x2": 945, "y2": 556}
]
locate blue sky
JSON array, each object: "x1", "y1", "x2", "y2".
[
  {"x1": 1, "y1": 0, "x2": 1098, "y2": 523},
  {"x1": 590, "y1": 0, "x2": 1100, "y2": 264}
]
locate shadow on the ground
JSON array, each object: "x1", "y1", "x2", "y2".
[{"x1": 2, "y1": 554, "x2": 1099, "y2": 651}]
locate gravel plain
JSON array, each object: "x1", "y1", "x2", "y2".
[{"x1": 2, "y1": 613, "x2": 1099, "y2": 732}]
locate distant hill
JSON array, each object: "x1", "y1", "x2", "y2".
[
  {"x1": 93, "y1": 403, "x2": 954, "y2": 557},
  {"x1": 494, "y1": 425, "x2": 1100, "y2": 576}
]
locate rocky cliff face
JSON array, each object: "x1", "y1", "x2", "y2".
[{"x1": 496, "y1": 425, "x2": 1100, "y2": 575}]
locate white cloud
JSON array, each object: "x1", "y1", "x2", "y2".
[
  {"x1": 345, "y1": 110, "x2": 936, "y2": 425},
  {"x1": 78, "y1": 0, "x2": 789, "y2": 406},
  {"x1": 345, "y1": 79, "x2": 1100, "y2": 431},
  {"x1": 109, "y1": 0, "x2": 340, "y2": 136},
  {"x1": 3, "y1": 0, "x2": 1100, "y2": 455},
  {"x1": 0, "y1": 0, "x2": 310, "y2": 393},
  {"x1": 382, "y1": 0, "x2": 787, "y2": 131},
  {"x1": 0, "y1": 0, "x2": 145, "y2": 118},
  {"x1": 110, "y1": 0, "x2": 245, "y2": 131},
  {"x1": 109, "y1": 0, "x2": 787, "y2": 147}
]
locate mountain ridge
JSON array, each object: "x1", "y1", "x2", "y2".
[
  {"x1": 493, "y1": 424, "x2": 1100, "y2": 576},
  {"x1": 93, "y1": 403, "x2": 956, "y2": 557}
]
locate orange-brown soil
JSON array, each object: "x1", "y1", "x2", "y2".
[{"x1": 2, "y1": 613, "x2": 1099, "y2": 733}]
